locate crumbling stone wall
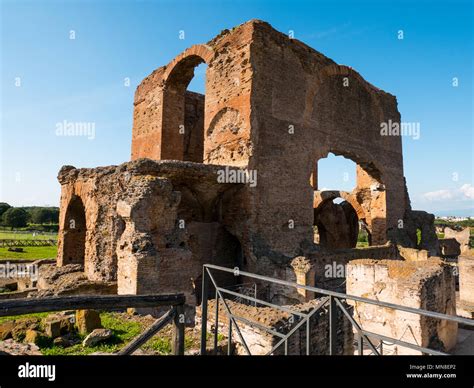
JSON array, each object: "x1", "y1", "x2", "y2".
[
  {"x1": 346, "y1": 258, "x2": 457, "y2": 354},
  {"x1": 129, "y1": 19, "x2": 422, "y2": 266},
  {"x1": 57, "y1": 166, "x2": 126, "y2": 282},
  {"x1": 197, "y1": 298, "x2": 353, "y2": 355},
  {"x1": 247, "y1": 21, "x2": 406, "y2": 259},
  {"x1": 132, "y1": 30, "x2": 253, "y2": 166},
  {"x1": 56, "y1": 159, "x2": 248, "y2": 306},
  {"x1": 438, "y1": 238, "x2": 461, "y2": 257},
  {"x1": 444, "y1": 227, "x2": 470, "y2": 254},
  {"x1": 54, "y1": 20, "x2": 443, "y2": 311},
  {"x1": 458, "y1": 255, "x2": 474, "y2": 318}
]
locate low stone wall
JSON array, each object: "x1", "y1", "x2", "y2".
[
  {"x1": 0, "y1": 259, "x2": 55, "y2": 292},
  {"x1": 397, "y1": 246, "x2": 429, "y2": 261},
  {"x1": 458, "y1": 255, "x2": 474, "y2": 316},
  {"x1": 34, "y1": 264, "x2": 117, "y2": 297},
  {"x1": 346, "y1": 258, "x2": 457, "y2": 355},
  {"x1": 444, "y1": 227, "x2": 470, "y2": 254},
  {"x1": 438, "y1": 238, "x2": 461, "y2": 257},
  {"x1": 197, "y1": 298, "x2": 353, "y2": 355},
  {"x1": 290, "y1": 244, "x2": 399, "y2": 294}
]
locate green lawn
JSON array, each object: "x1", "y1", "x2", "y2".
[
  {"x1": 0, "y1": 230, "x2": 58, "y2": 260},
  {"x1": 0, "y1": 246, "x2": 57, "y2": 260},
  {"x1": 0, "y1": 312, "x2": 51, "y2": 325},
  {"x1": 0, "y1": 231, "x2": 57, "y2": 240}
]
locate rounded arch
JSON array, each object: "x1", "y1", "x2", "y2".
[
  {"x1": 314, "y1": 190, "x2": 366, "y2": 222},
  {"x1": 162, "y1": 44, "x2": 213, "y2": 89},
  {"x1": 316, "y1": 148, "x2": 384, "y2": 185},
  {"x1": 310, "y1": 150, "x2": 388, "y2": 247},
  {"x1": 160, "y1": 45, "x2": 213, "y2": 162},
  {"x1": 61, "y1": 195, "x2": 87, "y2": 265}
]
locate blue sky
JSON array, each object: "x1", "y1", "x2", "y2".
[{"x1": 1, "y1": 0, "x2": 472, "y2": 216}]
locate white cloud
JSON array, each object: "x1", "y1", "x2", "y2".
[
  {"x1": 422, "y1": 184, "x2": 474, "y2": 202},
  {"x1": 460, "y1": 183, "x2": 474, "y2": 199},
  {"x1": 422, "y1": 189, "x2": 454, "y2": 201}
]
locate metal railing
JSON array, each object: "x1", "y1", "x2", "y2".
[
  {"x1": 0, "y1": 294, "x2": 186, "y2": 355},
  {"x1": 200, "y1": 264, "x2": 474, "y2": 356},
  {"x1": 225, "y1": 282, "x2": 257, "y2": 306}
]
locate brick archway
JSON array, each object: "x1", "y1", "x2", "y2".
[
  {"x1": 310, "y1": 150, "x2": 387, "y2": 246},
  {"x1": 314, "y1": 190, "x2": 366, "y2": 222},
  {"x1": 160, "y1": 45, "x2": 213, "y2": 161},
  {"x1": 61, "y1": 195, "x2": 86, "y2": 266},
  {"x1": 162, "y1": 44, "x2": 214, "y2": 84}
]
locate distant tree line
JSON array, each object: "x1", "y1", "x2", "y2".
[
  {"x1": 435, "y1": 218, "x2": 474, "y2": 229},
  {"x1": 0, "y1": 203, "x2": 59, "y2": 229}
]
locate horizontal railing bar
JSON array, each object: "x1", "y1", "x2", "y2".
[
  {"x1": 216, "y1": 287, "x2": 307, "y2": 318},
  {"x1": 204, "y1": 264, "x2": 474, "y2": 327},
  {"x1": 227, "y1": 313, "x2": 287, "y2": 338},
  {"x1": 334, "y1": 297, "x2": 379, "y2": 355},
  {"x1": 0, "y1": 294, "x2": 185, "y2": 317},
  {"x1": 267, "y1": 297, "x2": 330, "y2": 355},
  {"x1": 360, "y1": 329, "x2": 448, "y2": 356}
]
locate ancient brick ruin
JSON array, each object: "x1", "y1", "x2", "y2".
[{"x1": 49, "y1": 20, "x2": 469, "y2": 354}]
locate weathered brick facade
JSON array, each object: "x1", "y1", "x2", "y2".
[{"x1": 55, "y1": 20, "x2": 442, "y2": 308}]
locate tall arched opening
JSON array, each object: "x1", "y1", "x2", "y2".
[
  {"x1": 62, "y1": 195, "x2": 86, "y2": 265},
  {"x1": 161, "y1": 53, "x2": 209, "y2": 162},
  {"x1": 311, "y1": 152, "x2": 387, "y2": 247}
]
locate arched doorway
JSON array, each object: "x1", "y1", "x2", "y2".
[
  {"x1": 314, "y1": 197, "x2": 359, "y2": 249},
  {"x1": 62, "y1": 195, "x2": 86, "y2": 265},
  {"x1": 311, "y1": 152, "x2": 387, "y2": 247},
  {"x1": 162, "y1": 54, "x2": 208, "y2": 162}
]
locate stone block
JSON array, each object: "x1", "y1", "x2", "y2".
[
  {"x1": 459, "y1": 255, "x2": 474, "y2": 306},
  {"x1": 75, "y1": 309, "x2": 102, "y2": 335},
  {"x1": 346, "y1": 258, "x2": 457, "y2": 355},
  {"x1": 24, "y1": 329, "x2": 44, "y2": 345},
  {"x1": 0, "y1": 321, "x2": 14, "y2": 340},
  {"x1": 445, "y1": 227, "x2": 470, "y2": 254},
  {"x1": 439, "y1": 238, "x2": 461, "y2": 256},
  {"x1": 196, "y1": 298, "x2": 353, "y2": 355},
  {"x1": 44, "y1": 319, "x2": 61, "y2": 338},
  {"x1": 82, "y1": 328, "x2": 112, "y2": 347}
]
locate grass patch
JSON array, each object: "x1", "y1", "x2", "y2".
[
  {"x1": 2, "y1": 311, "x2": 220, "y2": 355},
  {"x1": 41, "y1": 312, "x2": 143, "y2": 355},
  {"x1": 143, "y1": 337, "x2": 172, "y2": 354},
  {"x1": 0, "y1": 312, "x2": 50, "y2": 325},
  {"x1": 0, "y1": 246, "x2": 57, "y2": 260},
  {"x1": 0, "y1": 231, "x2": 57, "y2": 240}
]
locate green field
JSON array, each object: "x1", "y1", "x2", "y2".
[
  {"x1": 0, "y1": 246, "x2": 57, "y2": 260},
  {"x1": 0, "y1": 230, "x2": 57, "y2": 260},
  {"x1": 0, "y1": 231, "x2": 57, "y2": 240}
]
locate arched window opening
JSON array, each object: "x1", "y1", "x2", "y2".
[
  {"x1": 311, "y1": 152, "x2": 387, "y2": 247},
  {"x1": 62, "y1": 196, "x2": 86, "y2": 265},
  {"x1": 162, "y1": 57, "x2": 208, "y2": 162},
  {"x1": 312, "y1": 153, "x2": 356, "y2": 192}
]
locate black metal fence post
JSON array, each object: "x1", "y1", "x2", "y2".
[
  {"x1": 329, "y1": 296, "x2": 337, "y2": 355},
  {"x1": 200, "y1": 267, "x2": 210, "y2": 355},
  {"x1": 358, "y1": 333, "x2": 364, "y2": 355},
  {"x1": 214, "y1": 290, "x2": 219, "y2": 354}
]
